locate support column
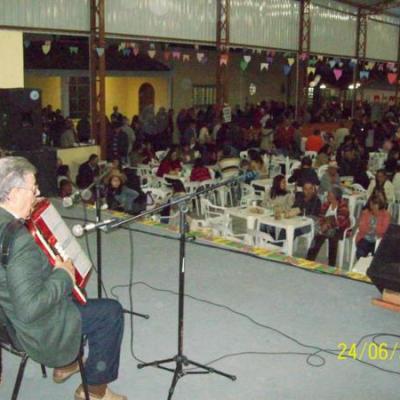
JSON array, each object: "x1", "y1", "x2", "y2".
[
  {"x1": 0, "y1": 30, "x2": 24, "y2": 88},
  {"x1": 395, "y1": 28, "x2": 400, "y2": 106},
  {"x1": 216, "y1": 0, "x2": 230, "y2": 106},
  {"x1": 90, "y1": 0, "x2": 107, "y2": 158},
  {"x1": 351, "y1": 8, "x2": 367, "y2": 118},
  {"x1": 295, "y1": 0, "x2": 311, "y2": 121}
]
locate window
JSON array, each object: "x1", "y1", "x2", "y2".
[
  {"x1": 69, "y1": 77, "x2": 90, "y2": 119},
  {"x1": 192, "y1": 85, "x2": 216, "y2": 107}
]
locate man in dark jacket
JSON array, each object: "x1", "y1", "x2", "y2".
[
  {"x1": 288, "y1": 156, "x2": 320, "y2": 187},
  {"x1": 292, "y1": 181, "x2": 321, "y2": 217},
  {"x1": 0, "y1": 157, "x2": 127, "y2": 400},
  {"x1": 76, "y1": 153, "x2": 100, "y2": 189}
]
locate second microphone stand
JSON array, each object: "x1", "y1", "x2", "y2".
[{"x1": 93, "y1": 178, "x2": 149, "y2": 319}]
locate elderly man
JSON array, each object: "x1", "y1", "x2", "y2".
[{"x1": 0, "y1": 157, "x2": 127, "y2": 400}]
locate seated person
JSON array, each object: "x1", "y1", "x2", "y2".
[
  {"x1": 240, "y1": 159, "x2": 259, "y2": 184},
  {"x1": 249, "y1": 153, "x2": 268, "y2": 178},
  {"x1": 305, "y1": 129, "x2": 324, "y2": 152},
  {"x1": 366, "y1": 169, "x2": 395, "y2": 204},
  {"x1": 262, "y1": 174, "x2": 294, "y2": 213},
  {"x1": 384, "y1": 149, "x2": 400, "y2": 179},
  {"x1": 306, "y1": 186, "x2": 350, "y2": 267},
  {"x1": 59, "y1": 178, "x2": 73, "y2": 198},
  {"x1": 319, "y1": 161, "x2": 340, "y2": 195},
  {"x1": 140, "y1": 141, "x2": 156, "y2": 165},
  {"x1": 292, "y1": 181, "x2": 321, "y2": 218},
  {"x1": 288, "y1": 156, "x2": 319, "y2": 187},
  {"x1": 353, "y1": 160, "x2": 370, "y2": 190},
  {"x1": 190, "y1": 158, "x2": 212, "y2": 182},
  {"x1": 315, "y1": 144, "x2": 333, "y2": 168},
  {"x1": 218, "y1": 146, "x2": 240, "y2": 179},
  {"x1": 160, "y1": 180, "x2": 188, "y2": 229},
  {"x1": 180, "y1": 139, "x2": 198, "y2": 164},
  {"x1": 104, "y1": 169, "x2": 139, "y2": 214},
  {"x1": 0, "y1": 157, "x2": 126, "y2": 400},
  {"x1": 76, "y1": 154, "x2": 100, "y2": 189},
  {"x1": 355, "y1": 193, "x2": 390, "y2": 259},
  {"x1": 338, "y1": 145, "x2": 362, "y2": 177},
  {"x1": 156, "y1": 147, "x2": 182, "y2": 177}
]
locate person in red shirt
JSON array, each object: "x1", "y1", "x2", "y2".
[
  {"x1": 306, "y1": 129, "x2": 324, "y2": 152},
  {"x1": 156, "y1": 147, "x2": 182, "y2": 177},
  {"x1": 190, "y1": 158, "x2": 212, "y2": 182}
]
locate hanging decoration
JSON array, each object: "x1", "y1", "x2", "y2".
[
  {"x1": 133, "y1": 45, "x2": 140, "y2": 56},
  {"x1": 378, "y1": 63, "x2": 384, "y2": 71},
  {"x1": 328, "y1": 59, "x2": 336, "y2": 69},
  {"x1": 220, "y1": 53, "x2": 229, "y2": 66},
  {"x1": 240, "y1": 59, "x2": 249, "y2": 71},
  {"x1": 148, "y1": 49, "x2": 156, "y2": 58},
  {"x1": 287, "y1": 57, "x2": 295, "y2": 66},
  {"x1": 118, "y1": 42, "x2": 126, "y2": 52},
  {"x1": 96, "y1": 47, "x2": 105, "y2": 57},
  {"x1": 299, "y1": 53, "x2": 308, "y2": 61},
  {"x1": 317, "y1": 55, "x2": 324, "y2": 61},
  {"x1": 69, "y1": 46, "x2": 79, "y2": 55},
  {"x1": 182, "y1": 54, "x2": 190, "y2": 62},
  {"x1": 308, "y1": 58, "x2": 317, "y2": 66},
  {"x1": 42, "y1": 40, "x2": 51, "y2": 55},
  {"x1": 307, "y1": 66, "x2": 316, "y2": 75},
  {"x1": 172, "y1": 50, "x2": 181, "y2": 60},
  {"x1": 359, "y1": 70, "x2": 369, "y2": 79},
  {"x1": 388, "y1": 73, "x2": 398, "y2": 85},
  {"x1": 387, "y1": 62, "x2": 396, "y2": 71},
  {"x1": 333, "y1": 68, "x2": 343, "y2": 81},
  {"x1": 249, "y1": 83, "x2": 256, "y2": 96},
  {"x1": 123, "y1": 48, "x2": 132, "y2": 56},
  {"x1": 260, "y1": 62, "x2": 269, "y2": 71},
  {"x1": 164, "y1": 50, "x2": 171, "y2": 61},
  {"x1": 196, "y1": 52, "x2": 205, "y2": 62},
  {"x1": 243, "y1": 55, "x2": 251, "y2": 64}
]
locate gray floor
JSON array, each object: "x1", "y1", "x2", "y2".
[{"x1": 1, "y1": 202, "x2": 400, "y2": 400}]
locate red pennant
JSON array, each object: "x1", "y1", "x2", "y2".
[
  {"x1": 388, "y1": 73, "x2": 397, "y2": 85},
  {"x1": 333, "y1": 68, "x2": 343, "y2": 81}
]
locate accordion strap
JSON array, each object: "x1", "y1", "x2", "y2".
[{"x1": 1, "y1": 220, "x2": 24, "y2": 269}]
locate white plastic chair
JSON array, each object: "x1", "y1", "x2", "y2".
[
  {"x1": 336, "y1": 215, "x2": 356, "y2": 269},
  {"x1": 155, "y1": 150, "x2": 167, "y2": 162},
  {"x1": 317, "y1": 164, "x2": 329, "y2": 179},
  {"x1": 349, "y1": 231, "x2": 381, "y2": 272},
  {"x1": 305, "y1": 151, "x2": 318, "y2": 163}
]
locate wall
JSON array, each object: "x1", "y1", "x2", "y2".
[
  {"x1": 25, "y1": 75, "x2": 62, "y2": 109},
  {"x1": 105, "y1": 76, "x2": 169, "y2": 118},
  {"x1": 0, "y1": 30, "x2": 24, "y2": 88},
  {"x1": 170, "y1": 50, "x2": 293, "y2": 113}
]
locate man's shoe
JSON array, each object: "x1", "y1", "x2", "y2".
[
  {"x1": 74, "y1": 385, "x2": 128, "y2": 400},
  {"x1": 53, "y1": 362, "x2": 80, "y2": 384}
]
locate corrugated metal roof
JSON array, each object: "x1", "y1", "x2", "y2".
[{"x1": 336, "y1": 0, "x2": 400, "y2": 17}]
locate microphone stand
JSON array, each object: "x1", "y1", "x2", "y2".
[
  {"x1": 92, "y1": 173, "x2": 149, "y2": 320},
  {"x1": 102, "y1": 177, "x2": 240, "y2": 399}
]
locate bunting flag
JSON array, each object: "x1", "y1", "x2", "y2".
[
  {"x1": 243, "y1": 55, "x2": 252, "y2": 63},
  {"x1": 69, "y1": 46, "x2": 79, "y2": 55},
  {"x1": 308, "y1": 58, "x2": 317, "y2": 66},
  {"x1": 328, "y1": 59, "x2": 336, "y2": 69},
  {"x1": 283, "y1": 64, "x2": 292, "y2": 76},
  {"x1": 240, "y1": 59, "x2": 248, "y2": 71},
  {"x1": 200, "y1": 55, "x2": 208, "y2": 64},
  {"x1": 268, "y1": 50, "x2": 276, "y2": 57},
  {"x1": 387, "y1": 62, "x2": 396, "y2": 71},
  {"x1": 182, "y1": 54, "x2": 190, "y2": 62},
  {"x1": 388, "y1": 73, "x2": 398, "y2": 85},
  {"x1": 260, "y1": 62, "x2": 269, "y2": 71},
  {"x1": 122, "y1": 48, "x2": 131, "y2": 57},
  {"x1": 128, "y1": 42, "x2": 136, "y2": 49},
  {"x1": 149, "y1": 43, "x2": 156, "y2": 50},
  {"x1": 96, "y1": 47, "x2": 104, "y2": 57},
  {"x1": 378, "y1": 63, "x2": 384, "y2": 71},
  {"x1": 118, "y1": 42, "x2": 126, "y2": 52},
  {"x1": 220, "y1": 53, "x2": 229, "y2": 66},
  {"x1": 164, "y1": 50, "x2": 171, "y2": 61},
  {"x1": 42, "y1": 40, "x2": 51, "y2": 55},
  {"x1": 266, "y1": 56, "x2": 274, "y2": 64},
  {"x1": 317, "y1": 55, "x2": 324, "y2": 61},
  {"x1": 307, "y1": 66, "x2": 316, "y2": 75},
  {"x1": 133, "y1": 46, "x2": 140, "y2": 56},
  {"x1": 147, "y1": 49, "x2": 156, "y2": 58},
  {"x1": 283, "y1": 52, "x2": 291, "y2": 58},
  {"x1": 287, "y1": 57, "x2": 295, "y2": 66},
  {"x1": 196, "y1": 52, "x2": 204, "y2": 62},
  {"x1": 359, "y1": 70, "x2": 369, "y2": 79},
  {"x1": 23, "y1": 40, "x2": 31, "y2": 48},
  {"x1": 194, "y1": 44, "x2": 199, "y2": 51},
  {"x1": 299, "y1": 53, "x2": 308, "y2": 61},
  {"x1": 349, "y1": 58, "x2": 357, "y2": 67},
  {"x1": 333, "y1": 68, "x2": 343, "y2": 81},
  {"x1": 172, "y1": 51, "x2": 181, "y2": 60}
]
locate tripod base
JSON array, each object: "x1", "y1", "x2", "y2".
[
  {"x1": 123, "y1": 308, "x2": 150, "y2": 319},
  {"x1": 138, "y1": 354, "x2": 236, "y2": 399}
]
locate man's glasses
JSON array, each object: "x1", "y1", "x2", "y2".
[{"x1": 16, "y1": 184, "x2": 40, "y2": 196}]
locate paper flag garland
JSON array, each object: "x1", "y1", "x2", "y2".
[
  {"x1": 243, "y1": 55, "x2": 251, "y2": 63},
  {"x1": 387, "y1": 62, "x2": 395, "y2": 71},
  {"x1": 299, "y1": 53, "x2": 308, "y2": 61},
  {"x1": 42, "y1": 41, "x2": 51, "y2": 55},
  {"x1": 122, "y1": 48, "x2": 131, "y2": 57},
  {"x1": 164, "y1": 50, "x2": 171, "y2": 61},
  {"x1": 260, "y1": 63, "x2": 269, "y2": 71},
  {"x1": 307, "y1": 67, "x2": 316, "y2": 75},
  {"x1": 148, "y1": 49, "x2": 156, "y2": 58},
  {"x1": 182, "y1": 54, "x2": 190, "y2": 62},
  {"x1": 333, "y1": 68, "x2": 343, "y2": 81},
  {"x1": 359, "y1": 70, "x2": 369, "y2": 79},
  {"x1": 283, "y1": 65, "x2": 292, "y2": 76},
  {"x1": 308, "y1": 58, "x2": 317, "y2": 66},
  {"x1": 287, "y1": 58, "x2": 295, "y2": 66},
  {"x1": 96, "y1": 47, "x2": 104, "y2": 57},
  {"x1": 329, "y1": 59, "x2": 336, "y2": 69},
  {"x1": 266, "y1": 56, "x2": 274, "y2": 64},
  {"x1": 149, "y1": 43, "x2": 156, "y2": 50},
  {"x1": 388, "y1": 73, "x2": 398, "y2": 85},
  {"x1": 378, "y1": 63, "x2": 384, "y2": 71},
  {"x1": 317, "y1": 55, "x2": 324, "y2": 61},
  {"x1": 133, "y1": 46, "x2": 140, "y2": 56},
  {"x1": 118, "y1": 42, "x2": 126, "y2": 52},
  {"x1": 240, "y1": 59, "x2": 248, "y2": 71}
]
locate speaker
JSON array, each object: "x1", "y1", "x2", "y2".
[
  {"x1": 12, "y1": 147, "x2": 58, "y2": 197},
  {"x1": 367, "y1": 224, "x2": 400, "y2": 293},
  {"x1": 0, "y1": 88, "x2": 42, "y2": 150}
]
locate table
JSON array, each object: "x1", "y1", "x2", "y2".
[{"x1": 256, "y1": 215, "x2": 314, "y2": 256}]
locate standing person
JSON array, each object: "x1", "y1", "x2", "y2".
[
  {"x1": 109, "y1": 122, "x2": 129, "y2": 164},
  {"x1": 76, "y1": 154, "x2": 100, "y2": 189},
  {"x1": 76, "y1": 114, "x2": 91, "y2": 143},
  {"x1": 0, "y1": 157, "x2": 127, "y2": 400},
  {"x1": 121, "y1": 117, "x2": 136, "y2": 158},
  {"x1": 305, "y1": 129, "x2": 324, "y2": 153}
]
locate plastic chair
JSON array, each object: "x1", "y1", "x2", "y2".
[
  {"x1": 253, "y1": 219, "x2": 288, "y2": 253},
  {"x1": 349, "y1": 232, "x2": 381, "y2": 272},
  {"x1": 336, "y1": 215, "x2": 356, "y2": 269}
]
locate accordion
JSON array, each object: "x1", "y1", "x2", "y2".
[{"x1": 26, "y1": 199, "x2": 92, "y2": 304}]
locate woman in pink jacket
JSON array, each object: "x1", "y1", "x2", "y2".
[{"x1": 355, "y1": 193, "x2": 391, "y2": 259}]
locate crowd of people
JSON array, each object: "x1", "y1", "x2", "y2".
[{"x1": 52, "y1": 98, "x2": 400, "y2": 267}]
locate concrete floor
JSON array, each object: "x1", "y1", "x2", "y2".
[{"x1": 1, "y1": 201, "x2": 400, "y2": 400}]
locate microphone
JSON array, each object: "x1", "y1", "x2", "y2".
[
  {"x1": 62, "y1": 188, "x2": 93, "y2": 208},
  {"x1": 72, "y1": 218, "x2": 119, "y2": 237}
]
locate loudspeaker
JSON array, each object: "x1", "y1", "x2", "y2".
[
  {"x1": 0, "y1": 88, "x2": 42, "y2": 150},
  {"x1": 12, "y1": 147, "x2": 58, "y2": 197},
  {"x1": 367, "y1": 224, "x2": 400, "y2": 293}
]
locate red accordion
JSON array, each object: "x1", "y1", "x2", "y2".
[{"x1": 26, "y1": 199, "x2": 92, "y2": 304}]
